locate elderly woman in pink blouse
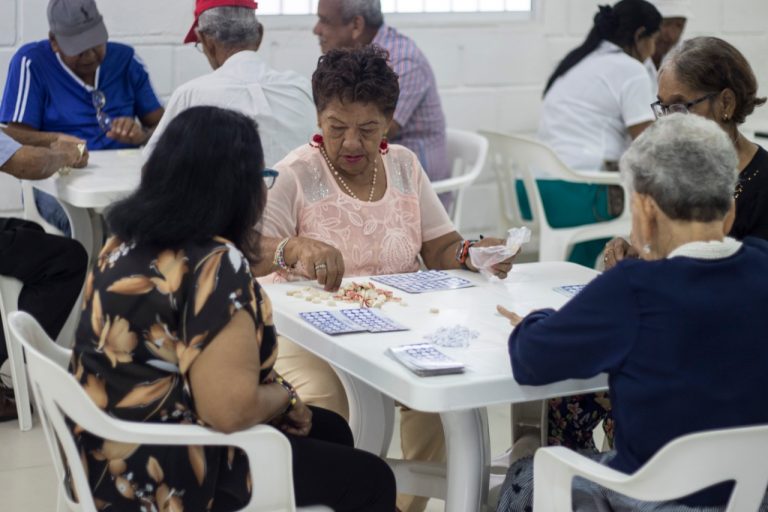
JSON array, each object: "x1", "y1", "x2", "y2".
[{"x1": 253, "y1": 46, "x2": 513, "y2": 512}]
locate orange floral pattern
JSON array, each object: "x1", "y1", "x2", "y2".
[{"x1": 69, "y1": 237, "x2": 277, "y2": 511}]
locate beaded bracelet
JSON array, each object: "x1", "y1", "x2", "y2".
[
  {"x1": 455, "y1": 239, "x2": 477, "y2": 266},
  {"x1": 273, "y1": 237, "x2": 291, "y2": 270},
  {"x1": 276, "y1": 376, "x2": 298, "y2": 414}
]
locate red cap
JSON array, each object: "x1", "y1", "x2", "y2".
[{"x1": 183, "y1": 0, "x2": 258, "y2": 44}]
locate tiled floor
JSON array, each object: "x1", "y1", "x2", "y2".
[{"x1": 0, "y1": 403, "x2": 514, "y2": 511}]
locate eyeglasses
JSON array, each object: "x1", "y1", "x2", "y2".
[
  {"x1": 91, "y1": 90, "x2": 112, "y2": 132},
  {"x1": 194, "y1": 41, "x2": 204, "y2": 53},
  {"x1": 650, "y1": 93, "x2": 718, "y2": 119},
  {"x1": 262, "y1": 168, "x2": 279, "y2": 189}
]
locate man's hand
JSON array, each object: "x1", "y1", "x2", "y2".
[
  {"x1": 106, "y1": 117, "x2": 147, "y2": 146},
  {"x1": 50, "y1": 140, "x2": 88, "y2": 169},
  {"x1": 273, "y1": 398, "x2": 312, "y2": 437},
  {"x1": 285, "y1": 237, "x2": 346, "y2": 291}
]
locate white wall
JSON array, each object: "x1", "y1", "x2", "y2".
[{"x1": 2, "y1": 0, "x2": 767, "y2": 229}]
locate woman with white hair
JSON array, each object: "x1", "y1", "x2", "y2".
[{"x1": 496, "y1": 114, "x2": 768, "y2": 511}]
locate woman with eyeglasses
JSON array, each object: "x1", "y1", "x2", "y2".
[
  {"x1": 605, "y1": 36, "x2": 768, "y2": 267},
  {"x1": 69, "y1": 106, "x2": 396, "y2": 512}
]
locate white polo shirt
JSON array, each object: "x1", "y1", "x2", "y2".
[
  {"x1": 145, "y1": 51, "x2": 316, "y2": 167},
  {"x1": 538, "y1": 41, "x2": 656, "y2": 171}
]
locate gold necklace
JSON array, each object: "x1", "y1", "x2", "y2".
[{"x1": 319, "y1": 144, "x2": 378, "y2": 202}]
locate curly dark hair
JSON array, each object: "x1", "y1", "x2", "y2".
[
  {"x1": 312, "y1": 45, "x2": 399, "y2": 116},
  {"x1": 667, "y1": 37, "x2": 767, "y2": 124}
]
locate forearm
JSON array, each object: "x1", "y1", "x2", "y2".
[
  {"x1": 3, "y1": 124, "x2": 58, "y2": 147},
  {"x1": 251, "y1": 235, "x2": 283, "y2": 276},
  {"x1": 2, "y1": 146, "x2": 71, "y2": 180},
  {"x1": 202, "y1": 378, "x2": 290, "y2": 434},
  {"x1": 421, "y1": 232, "x2": 463, "y2": 270}
]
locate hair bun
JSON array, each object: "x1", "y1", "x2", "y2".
[{"x1": 594, "y1": 4, "x2": 618, "y2": 38}]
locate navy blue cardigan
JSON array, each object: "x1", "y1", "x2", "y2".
[{"x1": 509, "y1": 237, "x2": 768, "y2": 506}]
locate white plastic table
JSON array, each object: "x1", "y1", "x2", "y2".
[
  {"x1": 262, "y1": 264, "x2": 608, "y2": 512},
  {"x1": 31, "y1": 149, "x2": 142, "y2": 261}
]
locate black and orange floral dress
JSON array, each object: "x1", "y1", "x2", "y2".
[{"x1": 69, "y1": 236, "x2": 277, "y2": 512}]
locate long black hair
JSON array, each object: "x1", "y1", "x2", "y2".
[
  {"x1": 107, "y1": 106, "x2": 267, "y2": 261},
  {"x1": 543, "y1": 0, "x2": 661, "y2": 95}
]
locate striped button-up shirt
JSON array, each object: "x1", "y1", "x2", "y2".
[{"x1": 373, "y1": 25, "x2": 449, "y2": 184}]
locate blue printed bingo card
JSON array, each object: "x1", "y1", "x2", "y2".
[
  {"x1": 553, "y1": 284, "x2": 588, "y2": 297},
  {"x1": 299, "y1": 308, "x2": 409, "y2": 335},
  {"x1": 372, "y1": 270, "x2": 474, "y2": 294}
]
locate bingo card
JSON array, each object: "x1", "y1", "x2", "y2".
[
  {"x1": 553, "y1": 284, "x2": 588, "y2": 297},
  {"x1": 372, "y1": 270, "x2": 474, "y2": 294}
]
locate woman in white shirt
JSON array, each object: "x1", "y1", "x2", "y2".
[{"x1": 532, "y1": 0, "x2": 661, "y2": 267}]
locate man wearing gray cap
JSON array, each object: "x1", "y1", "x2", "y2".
[{"x1": 0, "y1": 0, "x2": 165, "y2": 235}]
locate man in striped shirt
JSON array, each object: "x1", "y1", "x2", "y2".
[{"x1": 314, "y1": 0, "x2": 450, "y2": 188}]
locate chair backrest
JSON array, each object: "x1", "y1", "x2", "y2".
[
  {"x1": 621, "y1": 424, "x2": 768, "y2": 510},
  {"x1": 9, "y1": 311, "x2": 303, "y2": 512},
  {"x1": 479, "y1": 130, "x2": 540, "y2": 232},
  {"x1": 8, "y1": 311, "x2": 89, "y2": 511},
  {"x1": 435, "y1": 129, "x2": 489, "y2": 230},
  {"x1": 535, "y1": 424, "x2": 768, "y2": 512}
]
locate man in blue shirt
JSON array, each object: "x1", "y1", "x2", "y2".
[{"x1": 0, "y1": 0, "x2": 165, "y2": 234}]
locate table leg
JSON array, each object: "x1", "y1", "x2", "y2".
[
  {"x1": 441, "y1": 408, "x2": 491, "y2": 512},
  {"x1": 57, "y1": 201, "x2": 95, "y2": 264},
  {"x1": 334, "y1": 368, "x2": 395, "y2": 457}
]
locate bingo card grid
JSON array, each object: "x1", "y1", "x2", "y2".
[
  {"x1": 372, "y1": 270, "x2": 474, "y2": 294},
  {"x1": 553, "y1": 284, "x2": 588, "y2": 297}
]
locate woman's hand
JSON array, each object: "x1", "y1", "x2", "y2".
[
  {"x1": 273, "y1": 398, "x2": 313, "y2": 437},
  {"x1": 107, "y1": 117, "x2": 148, "y2": 146},
  {"x1": 603, "y1": 237, "x2": 638, "y2": 270},
  {"x1": 285, "y1": 237, "x2": 346, "y2": 291},
  {"x1": 497, "y1": 305, "x2": 523, "y2": 326},
  {"x1": 466, "y1": 237, "x2": 516, "y2": 279}
]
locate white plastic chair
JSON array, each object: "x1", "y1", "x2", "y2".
[
  {"x1": 0, "y1": 273, "x2": 82, "y2": 431},
  {"x1": 479, "y1": 130, "x2": 631, "y2": 262},
  {"x1": 8, "y1": 311, "x2": 330, "y2": 512},
  {"x1": 533, "y1": 424, "x2": 768, "y2": 512},
  {"x1": 432, "y1": 128, "x2": 489, "y2": 232},
  {"x1": 0, "y1": 276, "x2": 32, "y2": 430}
]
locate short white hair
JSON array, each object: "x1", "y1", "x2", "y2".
[
  {"x1": 340, "y1": 0, "x2": 384, "y2": 27},
  {"x1": 198, "y1": 6, "x2": 261, "y2": 48},
  {"x1": 620, "y1": 114, "x2": 737, "y2": 222}
]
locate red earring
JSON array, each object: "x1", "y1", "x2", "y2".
[
  {"x1": 379, "y1": 138, "x2": 389, "y2": 155},
  {"x1": 310, "y1": 133, "x2": 324, "y2": 147}
]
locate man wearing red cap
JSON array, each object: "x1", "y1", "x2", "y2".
[{"x1": 145, "y1": 0, "x2": 316, "y2": 166}]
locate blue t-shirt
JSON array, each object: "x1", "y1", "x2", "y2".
[
  {"x1": 0, "y1": 41, "x2": 162, "y2": 150},
  {"x1": 509, "y1": 237, "x2": 768, "y2": 506}
]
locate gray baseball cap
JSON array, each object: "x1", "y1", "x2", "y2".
[{"x1": 47, "y1": 0, "x2": 109, "y2": 56}]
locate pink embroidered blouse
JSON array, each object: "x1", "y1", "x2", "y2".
[{"x1": 262, "y1": 142, "x2": 454, "y2": 278}]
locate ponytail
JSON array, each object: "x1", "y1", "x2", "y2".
[{"x1": 543, "y1": 0, "x2": 661, "y2": 96}]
